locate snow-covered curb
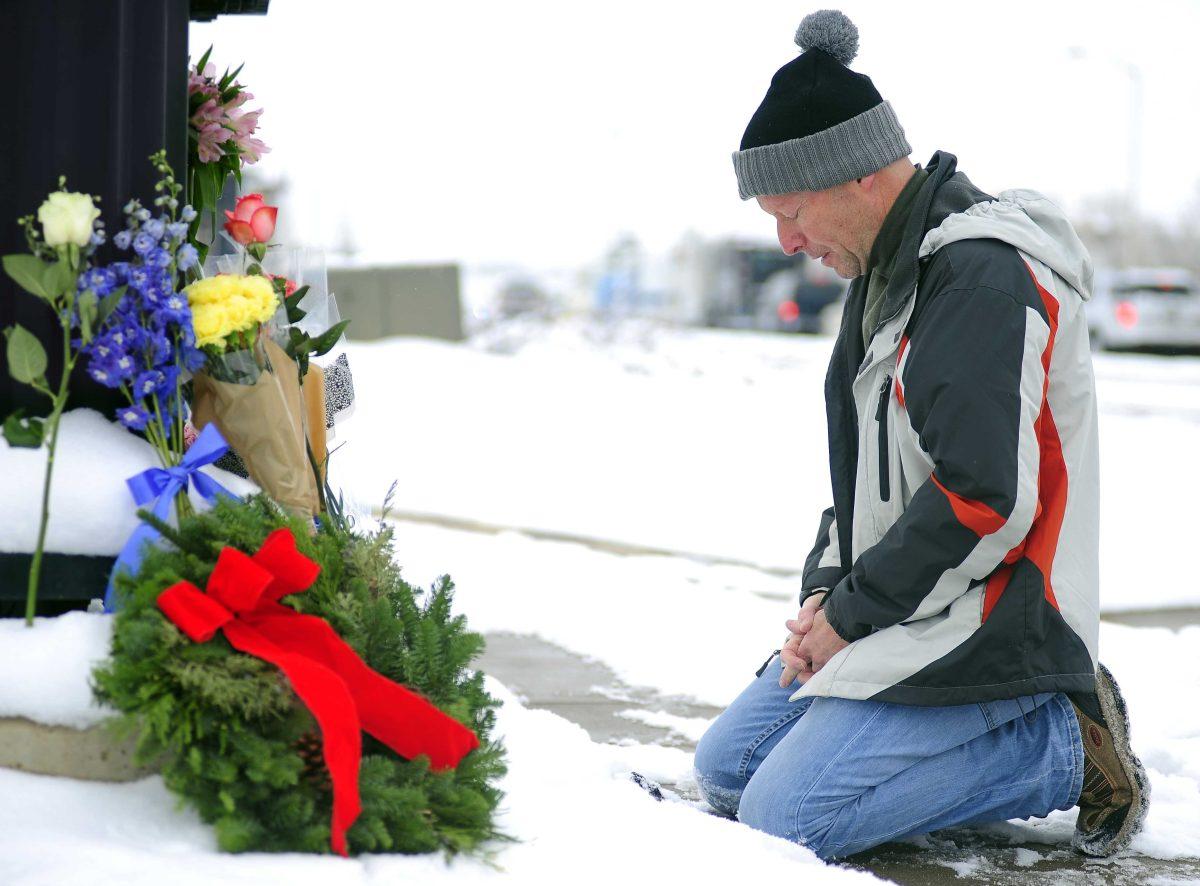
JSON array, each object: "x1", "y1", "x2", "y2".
[{"x1": 0, "y1": 612, "x2": 115, "y2": 729}]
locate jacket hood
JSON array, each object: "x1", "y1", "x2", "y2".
[{"x1": 918, "y1": 189, "x2": 1094, "y2": 301}]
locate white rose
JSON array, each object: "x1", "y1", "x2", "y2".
[{"x1": 37, "y1": 191, "x2": 100, "y2": 248}]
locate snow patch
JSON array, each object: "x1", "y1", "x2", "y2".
[
  {"x1": 0, "y1": 612, "x2": 115, "y2": 729},
  {"x1": 0, "y1": 409, "x2": 256, "y2": 557},
  {"x1": 617, "y1": 709, "x2": 714, "y2": 742}
]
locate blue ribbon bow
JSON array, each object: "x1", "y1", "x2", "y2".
[{"x1": 104, "y1": 424, "x2": 240, "y2": 611}]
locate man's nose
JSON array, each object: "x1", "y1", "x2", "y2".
[{"x1": 776, "y1": 218, "x2": 806, "y2": 256}]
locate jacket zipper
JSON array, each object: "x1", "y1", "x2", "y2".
[{"x1": 876, "y1": 375, "x2": 892, "y2": 502}]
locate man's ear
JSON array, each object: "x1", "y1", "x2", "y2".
[{"x1": 855, "y1": 173, "x2": 877, "y2": 191}]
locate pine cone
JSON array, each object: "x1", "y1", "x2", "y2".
[{"x1": 293, "y1": 731, "x2": 332, "y2": 793}]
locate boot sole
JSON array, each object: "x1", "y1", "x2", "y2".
[{"x1": 1072, "y1": 662, "x2": 1151, "y2": 856}]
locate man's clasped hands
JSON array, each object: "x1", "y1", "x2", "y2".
[{"x1": 779, "y1": 592, "x2": 852, "y2": 688}]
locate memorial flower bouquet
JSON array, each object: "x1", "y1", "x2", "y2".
[{"x1": 186, "y1": 262, "x2": 321, "y2": 519}]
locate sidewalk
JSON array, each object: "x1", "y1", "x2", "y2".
[{"x1": 478, "y1": 630, "x2": 1200, "y2": 886}]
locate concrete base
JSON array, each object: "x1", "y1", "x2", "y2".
[{"x1": 0, "y1": 716, "x2": 151, "y2": 782}]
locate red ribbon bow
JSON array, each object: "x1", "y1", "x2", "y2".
[{"x1": 157, "y1": 528, "x2": 480, "y2": 856}]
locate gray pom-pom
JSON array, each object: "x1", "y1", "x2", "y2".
[{"x1": 795, "y1": 9, "x2": 859, "y2": 66}]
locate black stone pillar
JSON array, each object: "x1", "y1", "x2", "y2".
[
  {"x1": 0, "y1": 0, "x2": 268, "y2": 615},
  {"x1": 0, "y1": 0, "x2": 191, "y2": 418}
]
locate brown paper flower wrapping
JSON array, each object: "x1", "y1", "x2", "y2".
[
  {"x1": 191, "y1": 337, "x2": 320, "y2": 517},
  {"x1": 302, "y1": 362, "x2": 327, "y2": 485}
]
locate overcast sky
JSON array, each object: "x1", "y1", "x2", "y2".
[{"x1": 191, "y1": 0, "x2": 1200, "y2": 268}]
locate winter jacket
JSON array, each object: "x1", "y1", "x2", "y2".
[{"x1": 793, "y1": 151, "x2": 1100, "y2": 706}]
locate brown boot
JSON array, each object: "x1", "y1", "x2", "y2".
[{"x1": 1070, "y1": 663, "x2": 1149, "y2": 856}]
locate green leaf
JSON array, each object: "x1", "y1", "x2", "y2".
[
  {"x1": 284, "y1": 284, "x2": 310, "y2": 324},
  {"x1": 78, "y1": 289, "x2": 98, "y2": 342},
  {"x1": 2, "y1": 410, "x2": 45, "y2": 448},
  {"x1": 3, "y1": 324, "x2": 49, "y2": 385},
  {"x1": 286, "y1": 327, "x2": 311, "y2": 358},
  {"x1": 195, "y1": 45, "x2": 212, "y2": 77},
  {"x1": 197, "y1": 164, "x2": 217, "y2": 213},
  {"x1": 2, "y1": 254, "x2": 49, "y2": 299},
  {"x1": 42, "y1": 258, "x2": 77, "y2": 299},
  {"x1": 309, "y1": 319, "x2": 350, "y2": 358},
  {"x1": 218, "y1": 63, "x2": 243, "y2": 92},
  {"x1": 96, "y1": 285, "x2": 127, "y2": 326}
]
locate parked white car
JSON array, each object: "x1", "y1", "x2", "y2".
[{"x1": 1087, "y1": 268, "x2": 1200, "y2": 351}]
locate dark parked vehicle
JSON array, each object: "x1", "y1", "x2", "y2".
[{"x1": 704, "y1": 242, "x2": 845, "y2": 333}]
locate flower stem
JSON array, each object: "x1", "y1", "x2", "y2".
[{"x1": 26, "y1": 332, "x2": 75, "y2": 626}]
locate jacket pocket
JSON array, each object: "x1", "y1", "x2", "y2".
[{"x1": 875, "y1": 374, "x2": 892, "y2": 503}]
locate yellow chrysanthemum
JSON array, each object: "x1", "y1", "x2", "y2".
[
  {"x1": 191, "y1": 301, "x2": 229, "y2": 348},
  {"x1": 184, "y1": 274, "x2": 280, "y2": 348}
]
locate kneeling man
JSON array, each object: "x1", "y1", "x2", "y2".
[{"x1": 694, "y1": 10, "x2": 1148, "y2": 861}]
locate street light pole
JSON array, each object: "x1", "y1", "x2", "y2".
[
  {"x1": 1070, "y1": 49, "x2": 1142, "y2": 261},
  {"x1": 1125, "y1": 61, "x2": 1143, "y2": 217}
]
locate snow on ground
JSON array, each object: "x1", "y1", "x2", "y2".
[
  {"x1": 384, "y1": 518, "x2": 1200, "y2": 861},
  {"x1": 0, "y1": 665, "x2": 874, "y2": 885},
  {"x1": 338, "y1": 320, "x2": 1200, "y2": 612},
  {"x1": 0, "y1": 409, "x2": 256, "y2": 558},
  {"x1": 1, "y1": 521, "x2": 1198, "y2": 882}
]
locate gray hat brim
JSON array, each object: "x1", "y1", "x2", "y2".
[{"x1": 733, "y1": 101, "x2": 911, "y2": 200}]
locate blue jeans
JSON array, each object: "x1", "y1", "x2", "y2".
[{"x1": 693, "y1": 659, "x2": 1084, "y2": 860}]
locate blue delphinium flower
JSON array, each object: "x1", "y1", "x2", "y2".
[
  {"x1": 176, "y1": 243, "x2": 199, "y2": 271},
  {"x1": 110, "y1": 351, "x2": 138, "y2": 383},
  {"x1": 107, "y1": 327, "x2": 130, "y2": 350},
  {"x1": 133, "y1": 369, "x2": 165, "y2": 398},
  {"x1": 128, "y1": 266, "x2": 152, "y2": 293},
  {"x1": 87, "y1": 361, "x2": 122, "y2": 389},
  {"x1": 156, "y1": 364, "x2": 180, "y2": 394},
  {"x1": 146, "y1": 247, "x2": 172, "y2": 269},
  {"x1": 132, "y1": 231, "x2": 156, "y2": 256},
  {"x1": 160, "y1": 292, "x2": 191, "y2": 325},
  {"x1": 116, "y1": 405, "x2": 151, "y2": 431},
  {"x1": 71, "y1": 187, "x2": 209, "y2": 450},
  {"x1": 142, "y1": 217, "x2": 166, "y2": 241},
  {"x1": 147, "y1": 329, "x2": 172, "y2": 365},
  {"x1": 83, "y1": 267, "x2": 117, "y2": 296}
]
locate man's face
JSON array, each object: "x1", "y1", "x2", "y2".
[{"x1": 756, "y1": 182, "x2": 873, "y2": 279}]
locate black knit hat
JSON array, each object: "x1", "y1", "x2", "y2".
[{"x1": 732, "y1": 10, "x2": 911, "y2": 200}]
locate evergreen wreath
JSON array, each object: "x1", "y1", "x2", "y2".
[{"x1": 93, "y1": 494, "x2": 508, "y2": 856}]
